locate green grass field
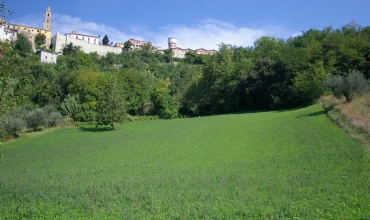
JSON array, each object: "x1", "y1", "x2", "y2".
[{"x1": 0, "y1": 105, "x2": 369, "y2": 219}]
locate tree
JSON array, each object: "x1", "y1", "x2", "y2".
[
  {"x1": 60, "y1": 94, "x2": 81, "y2": 122},
  {"x1": 0, "y1": 77, "x2": 19, "y2": 124},
  {"x1": 151, "y1": 77, "x2": 179, "y2": 119},
  {"x1": 0, "y1": 1, "x2": 13, "y2": 20},
  {"x1": 13, "y1": 33, "x2": 32, "y2": 56},
  {"x1": 25, "y1": 108, "x2": 47, "y2": 132},
  {"x1": 102, "y1": 35, "x2": 110, "y2": 45},
  {"x1": 291, "y1": 61, "x2": 327, "y2": 105},
  {"x1": 122, "y1": 40, "x2": 133, "y2": 51},
  {"x1": 34, "y1": 33, "x2": 46, "y2": 48},
  {"x1": 324, "y1": 71, "x2": 369, "y2": 102},
  {"x1": 162, "y1": 49, "x2": 173, "y2": 63},
  {"x1": 96, "y1": 74, "x2": 126, "y2": 130},
  {"x1": 62, "y1": 43, "x2": 82, "y2": 55}
]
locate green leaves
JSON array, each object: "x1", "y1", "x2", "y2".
[
  {"x1": 292, "y1": 61, "x2": 328, "y2": 105},
  {"x1": 13, "y1": 33, "x2": 32, "y2": 57},
  {"x1": 324, "y1": 71, "x2": 369, "y2": 102},
  {"x1": 34, "y1": 33, "x2": 46, "y2": 49},
  {"x1": 96, "y1": 74, "x2": 126, "y2": 129}
]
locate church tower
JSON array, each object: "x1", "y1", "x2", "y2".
[{"x1": 42, "y1": 6, "x2": 52, "y2": 31}]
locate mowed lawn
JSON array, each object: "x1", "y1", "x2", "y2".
[{"x1": 0, "y1": 105, "x2": 369, "y2": 219}]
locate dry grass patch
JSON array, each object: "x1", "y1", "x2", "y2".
[
  {"x1": 321, "y1": 91, "x2": 370, "y2": 149},
  {"x1": 324, "y1": 91, "x2": 370, "y2": 133}
]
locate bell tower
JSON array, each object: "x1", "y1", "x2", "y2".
[{"x1": 43, "y1": 6, "x2": 52, "y2": 31}]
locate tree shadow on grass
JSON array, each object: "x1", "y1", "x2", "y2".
[
  {"x1": 232, "y1": 106, "x2": 308, "y2": 115},
  {"x1": 79, "y1": 126, "x2": 113, "y2": 132},
  {"x1": 297, "y1": 110, "x2": 326, "y2": 118}
]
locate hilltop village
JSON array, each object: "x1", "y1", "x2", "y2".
[{"x1": 0, "y1": 6, "x2": 216, "y2": 60}]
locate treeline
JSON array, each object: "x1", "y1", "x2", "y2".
[
  {"x1": 185, "y1": 23, "x2": 370, "y2": 114},
  {"x1": 1, "y1": 23, "x2": 369, "y2": 136}
]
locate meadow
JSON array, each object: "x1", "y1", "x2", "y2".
[{"x1": 0, "y1": 104, "x2": 369, "y2": 219}]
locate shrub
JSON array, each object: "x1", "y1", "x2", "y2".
[
  {"x1": 324, "y1": 71, "x2": 369, "y2": 102},
  {"x1": 5, "y1": 117, "x2": 26, "y2": 137},
  {"x1": 43, "y1": 105, "x2": 64, "y2": 127},
  {"x1": 151, "y1": 91, "x2": 179, "y2": 119},
  {"x1": 25, "y1": 108, "x2": 47, "y2": 131},
  {"x1": 0, "y1": 121, "x2": 8, "y2": 139},
  {"x1": 47, "y1": 111, "x2": 63, "y2": 127},
  {"x1": 60, "y1": 94, "x2": 81, "y2": 122}
]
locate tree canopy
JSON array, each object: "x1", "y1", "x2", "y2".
[
  {"x1": 0, "y1": 22, "x2": 369, "y2": 136},
  {"x1": 102, "y1": 35, "x2": 110, "y2": 45},
  {"x1": 13, "y1": 33, "x2": 32, "y2": 56},
  {"x1": 35, "y1": 33, "x2": 46, "y2": 49},
  {"x1": 123, "y1": 40, "x2": 133, "y2": 51}
]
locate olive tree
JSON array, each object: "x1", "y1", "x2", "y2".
[{"x1": 324, "y1": 71, "x2": 369, "y2": 102}]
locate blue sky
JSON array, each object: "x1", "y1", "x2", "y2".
[{"x1": 6, "y1": 0, "x2": 370, "y2": 50}]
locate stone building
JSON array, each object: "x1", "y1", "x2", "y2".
[
  {"x1": 66, "y1": 31, "x2": 100, "y2": 45},
  {"x1": 0, "y1": 25, "x2": 17, "y2": 42},
  {"x1": 126, "y1": 39, "x2": 151, "y2": 50},
  {"x1": 0, "y1": 6, "x2": 52, "y2": 50},
  {"x1": 37, "y1": 50, "x2": 58, "y2": 64},
  {"x1": 168, "y1": 37, "x2": 217, "y2": 58},
  {"x1": 51, "y1": 32, "x2": 122, "y2": 56},
  {"x1": 194, "y1": 48, "x2": 217, "y2": 55}
]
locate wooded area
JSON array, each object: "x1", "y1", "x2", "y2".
[{"x1": 1, "y1": 22, "x2": 369, "y2": 137}]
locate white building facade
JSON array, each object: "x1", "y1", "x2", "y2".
[
  {"x1": 66, "y1": 31, "x2": 100, "y2": 45},
  {"x1": 37, "y1": 50, "x2": 58, "y2": 64},
  {"x1": 52, "y1": 32, "x2": 122, "y2": 56},
  {"x1": 0, "y1": 25, "x2": 17, "y2": 42}
]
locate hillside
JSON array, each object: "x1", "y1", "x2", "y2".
[
  {"x1": 321, "y1": 91, "x2": 370, "y2": 149},
  {"x1": 328, "y1": 91, "x2": 370, "y2": 133},
  {"x1": 0, "y1": 104, "x2": 369, "y2": 219}
]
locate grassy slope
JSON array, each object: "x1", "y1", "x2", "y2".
[
  {"x1": 323, "y1": 91, "x2": 370, "y2": 139},
  {"x1": 0, "y1": 105, "x2": 369, "y2": 219}
]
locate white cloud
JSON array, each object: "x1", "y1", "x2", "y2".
[
  {"x1": 8, "y1": 14, "x2": 43, "y2": 29},
  {"x1": 52, "y1": 14, "x2": 134, "y2": 44},
  {"x1": 9, "y1": 14, "x2": 298, "y2": 50},
  {"x1": 150, "y1": 19, "x2": 268, "y2": 50}
]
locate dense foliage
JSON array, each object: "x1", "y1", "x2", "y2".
[
  {"x1": 324, "y1": 70, "x2": 369, "y2": 102},
  {"x1": 0, "y1": 22, "x2": 369, "y2": 134}
]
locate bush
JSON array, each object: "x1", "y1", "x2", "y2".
[
  {"x1": 25, "y1": 108, "x2": 47, "y2": 131},
  {"x1": 0, "y1": 106, "x2": 64, "y2": 141},
  {"x1": 151, "y1": 91, "x2": 179, "y2": 119},
  {"x1": 0, "y1": 117, "x2": 26, "y2": 139},
  {"x1": 47, "y1": 111, "x2": 64, "y2": 127},
  {"x1": 5, "y1": 117, "x2": 26, "y2": 137},
  {"x1": 324, "y1": 71, "x2": 369, "y2": 102},
  {"x1": 43, "y1": 105, "x2": 64, "y2": 127},
  {"x1": 60, "y1": 94, "x2": 81, "y2": 122}
]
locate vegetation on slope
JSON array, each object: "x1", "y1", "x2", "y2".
[
  {"x1": 1, "y1": 22, "x2": 370, "y2": 138},
  {"x1": 322, "y1": 91, "x2": 370, "y2": 148},
  {"x1": 0, "y1": 105, "x2": 369, "y2": 219}
]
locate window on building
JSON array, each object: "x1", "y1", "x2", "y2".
[{"x1": 45, "y1": 56, "x2": 48, "y2": 59}]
